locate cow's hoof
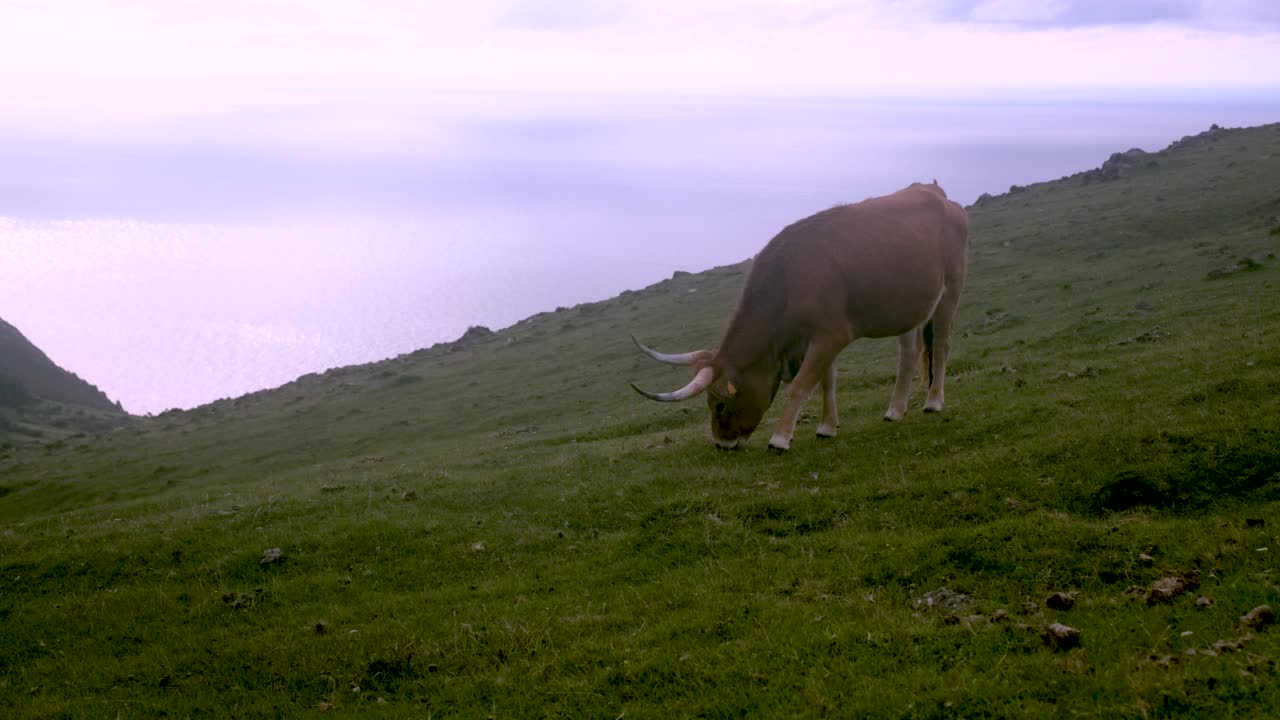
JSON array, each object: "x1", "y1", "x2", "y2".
[
  {"x1": 767, "y1": 442, "x2": 789, "y2": 453},
  {"x1": 883, "y1": 412, "x2": 903, "y2": 422},
  {"x1": 816, "y1": 431, "x2": 836, "y2": 440},
  {"x1": 923, "y1": 402, "x2": 943, "y2": 414}
]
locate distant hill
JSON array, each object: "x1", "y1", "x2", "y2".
[{"x1": 0, "y1": 316, "x2": 128, "y2": 443}]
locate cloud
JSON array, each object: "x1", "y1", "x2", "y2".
[
  {"x1": 977, "y1": 0, "x2": 1197, "y2": 26},
  {"x1": 900, "y1": 0, "x2": 1276, "y2": 29},
  {"x1": 499, "y1": 0, "x2": 627, "y2": 29}
]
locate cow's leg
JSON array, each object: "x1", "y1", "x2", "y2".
[
  {"x1": 768, "y1": 339, "x2": 845, "y2": 451},
  {"x1": 816, "y1": 362, "x2": 838, "y2": 439},
  {"x1": 884, "y1": 329, "x2": 921, "y2": 421},
  {"x1": 924, "y1": 287, "x2": 962, "y2": 413}
]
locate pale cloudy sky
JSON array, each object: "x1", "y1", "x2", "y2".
[{"x1": 2, "y1": 0, "x2": 1277, "y2": 125}]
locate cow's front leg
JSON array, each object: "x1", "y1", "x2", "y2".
[
  {"x1": 816, "y1": 362, "x2": 838, "y2": 439},
  {"x1": 769, "y1": 339, "x2": 844, "y2": 451},
  {"x1": 884, "y1": 329, "x2": 921, "y2": 421}
]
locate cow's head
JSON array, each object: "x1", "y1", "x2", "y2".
[{"x1": 629, "y1": 336, "x2": 780, "y2": 449}]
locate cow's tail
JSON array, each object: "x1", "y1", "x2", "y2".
[{"x1": 919, "y1": 321, "x2": 935, "y2": 389}]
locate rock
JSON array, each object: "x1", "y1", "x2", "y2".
[
  {"x1": 1046, "y1": 591, "x2": 1077, "y2": 611},
  {"x1": 991, "y1": 609, "x2": 1010, "y2": 623},
  {"x1": 910, "y1": 587, "x2": 974, "y2": 614},
  {"x1": 1213, "y1": 634, "x2": 1254, "y2": 653},
  {"x1": 1147, "y1": 572, "x2": 1198, "y2": 605},
  {"x1": 260, "y1": 547, "x2": 283, "y2": 565},
  {"x1": 1080, "y1": 148, "x2": 1149, "y2": 185},
  {"x1": 1137, "y1": 553, "x2": 1156, "y2": 566},
  {"x1": 1042, "y1": 623, "x2": 1082, "y2": 650},
  {"x1": 1240, "y1": 605, "x2": 1275, "y2": 630},
  {"x1": 1194, "y1": 596, "x2": 1216, "y2": 608},
  {"x1": 458, "y1": 325, "x2": 493, "y2": 343}
]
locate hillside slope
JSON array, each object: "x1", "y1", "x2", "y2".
[
  {"x1": 0, "y1": 316, "x2": 127, "y2": 443},
  {"x1": 1, "y1": 122, "x2": 1278, "y2": 718}
]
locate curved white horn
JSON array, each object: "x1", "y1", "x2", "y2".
[
  {"x1": 631, "y1": 366, "x2": 715, "y2": 402},
  {"x1": 631, "y1": 335, "x2": 707, "y2": 366}
]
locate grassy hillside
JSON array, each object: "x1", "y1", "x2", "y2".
[
  {"x1": 0, "y1": 317, "x2": 128, "y2": 444},
  {"x1": 2, "y1": 122, "x2": 1279, "y2": 718}
]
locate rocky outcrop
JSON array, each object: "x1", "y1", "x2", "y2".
[{"x1": 1079, "y1": 148, "x2": 1151, "y2": 185}]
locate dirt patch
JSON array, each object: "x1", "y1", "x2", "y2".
[
  {"x1": 1206, "y1": 257, "x2": 1264, "y2": 279},
  {"x1": 1090, "y1": 429, "x2": 1280, "y2": 513}
]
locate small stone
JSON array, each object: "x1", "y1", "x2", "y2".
[
  {"x1": 260, "y1": 547, "x2": 283, "y2": 565},
  {"x1": 1042, "y1": 623, "x2": 1081, "y2": 650},
  {"x1": 1240, "y1": 605, "x2": 1275, "y2": 630},
  {"x1": 376, "y1": 697, "x2": 387, "y2": 705},
  {"x1": 910, "y1": 587, "x2": 974, "y2": 614},
  {"x1": 1213, "y1": 637, "x2": 1246, "y2": 653},
  {"x1": 1195, "y1": 596, "x2": 1215, "y2": 608},
  {"x1": 991, "y1": 609, "x2": 1010, "y2": 623},
  {"x1": 1151, "y1": 654, "x2": 1180, "y2": 668},
  {"x1": 1137, "y1": 553, "x2": 1155, "y2": 566},
  {"x1": 1147, "y1": 572, "x2": 1198, "y2": 605},
  {"x1": 1046, "y1": 591, "x2": 1077, "y2": 611},
  {"x1": 401, "y1": 490, "x2": 417, "y2": 501}
]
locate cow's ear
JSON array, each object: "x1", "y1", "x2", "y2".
[{"x1": 726, "y1": 380, "x2": 737, "y2": 397}]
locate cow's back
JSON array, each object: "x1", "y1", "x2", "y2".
[{"x1": 752, "y1": 184, "x2": 968, "y2": 340}]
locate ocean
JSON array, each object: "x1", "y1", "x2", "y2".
[{"x1": 2, "y1": 93, "x2": 1277, "y2": 413}]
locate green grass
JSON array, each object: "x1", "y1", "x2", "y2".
[{"x1": 3, "y1": 123, "x2": 1280, "y2": 718}]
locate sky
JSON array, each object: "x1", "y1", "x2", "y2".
[
  {"x1": 1, "y1": 0, "x2": 1277, "y2": 123},
  {"x1": 1, "y1": 1, "x2": 1278, "y2": 413}
]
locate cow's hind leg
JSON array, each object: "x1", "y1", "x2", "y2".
[
  {"x1": 884, "y1": 329, "x2": 921, "y2": 422},
  {"x1": 924, "y1": 286, "x2": 962, "y2": 413},
  {"x1": 769, "y1": 337, "x2": 846, "y2": 451},
  {"x1": 816, "y1": 362, "x2": 838, "y2": 439}
]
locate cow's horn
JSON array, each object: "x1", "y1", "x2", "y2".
[
  {"x1": 631, "y1": 366, "x2": 715, "y2": 402},
  {"x1": 631, "y1": 335, "x2": 708, "y2": 366}
]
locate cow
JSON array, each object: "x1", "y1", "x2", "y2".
[{"x1": 631, "y1": 181, "x2": 969, "y2": 451}]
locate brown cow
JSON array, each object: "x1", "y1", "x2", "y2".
[{"x1": 631, "y1": 181, "x2": 969, "y2": 451}]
